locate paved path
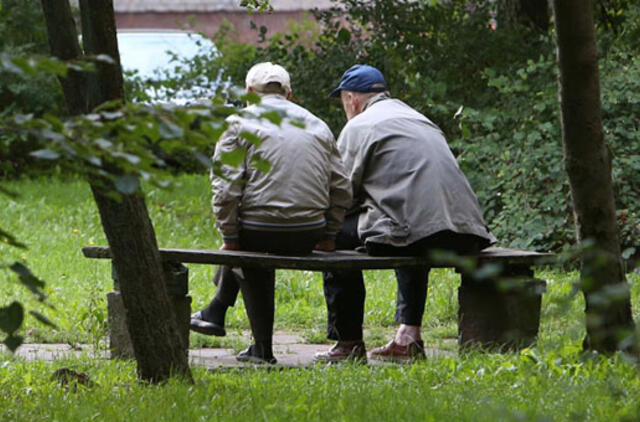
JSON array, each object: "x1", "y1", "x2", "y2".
[{"x1": 3, "y1": 331, "x2": 454, "y2": 368}]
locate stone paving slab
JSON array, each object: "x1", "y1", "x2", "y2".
[{"x1": 2, "y1": 331, "x2": 455, "y2": 368}]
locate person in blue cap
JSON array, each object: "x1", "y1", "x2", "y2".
[{"x1": 314, "y1": 64, "x2": 496, "y2": 362}]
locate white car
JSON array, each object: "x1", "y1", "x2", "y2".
[{"x1": 117, "y1": 29, "x2": 219, "y2": 104}]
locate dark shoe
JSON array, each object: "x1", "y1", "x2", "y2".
[
  {"x1": 313, "y1": 341, "x2": 367, "y2": 363},
  {"x1": 236, "y1": 344, "x2": 277, "y2": 365},
  {"x1": 369, "y1": 340, "x2": 426, "y2": 362},
  {"x1": 189, "y1": 311, "x2": 226, "y2": 336}
]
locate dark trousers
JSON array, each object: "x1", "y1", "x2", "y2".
[
  {"x1": 323, "y1": 215, "x2": 490, "y2": 339},
  {"x1": 210, "y1": 228, "x2": 324, "y2": 342},
  {"x1": 322, "y1": 215, "x2": 365, "y2": 341}
]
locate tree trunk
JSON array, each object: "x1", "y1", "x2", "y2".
[
  {"x1": 40, "y1": 0, "x2": 192, "y2": 382},
  {"x1": 517, "y1": 0, "x2": 549, "y2": 31},
  {"x1": 39, "y1": 0, "x2": 87, "y2": 115},
  {"x1": 496, "y1": 0, "x2": 549, "y2": 31},
  {"x1": 552, "y1": 1, "x2": 637, "y2": 354}
]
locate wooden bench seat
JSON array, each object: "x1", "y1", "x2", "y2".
[{"x1": 82, "y1": 246, "x2": 553, "y2": 358}]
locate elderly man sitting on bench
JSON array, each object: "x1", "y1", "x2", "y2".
[
  {"x1": 314, "y1": 64, "x2": 497, "y2": 363},
  {"x1": 190, "y1": 62, "x2": 351, "y2": 364}
]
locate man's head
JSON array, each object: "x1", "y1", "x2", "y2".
[
  {"x1": 330, "y1": 64, "x2": 388, "y2": 120},
  {"x1": 245, "y1": 62, "x2": 292, "y2": 98}
]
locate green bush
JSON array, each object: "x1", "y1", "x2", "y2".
[
  {"x1": 202, "y1": 0, "x2": 639, "y2": 253},
  {"x1": 0, "y1": 0, "x2": 65, "y2": 177}
]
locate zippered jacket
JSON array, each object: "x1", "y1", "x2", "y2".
[
  {"x1": 212, "y1": 94, "x2": 352, "y2": 242},
  {"x1": 338, "y1": 93, "x2": 496, "y2": 247}
]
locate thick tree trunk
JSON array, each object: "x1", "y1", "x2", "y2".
[
  {"x1": 552, "y1": 1, "x2": 637, "y2": 354},
  {"x1": 518, "y1": 0, "x2": 549, "y2": 31},
  {"x1": 40, "y1": 0, "x2": 192, "y2": 382},
  {"x1": 39, "y1": 0, "x2": 87, "y2": 115},
  {"x1": 497, "y1": 0, "x2": 549, "y2": 31}
]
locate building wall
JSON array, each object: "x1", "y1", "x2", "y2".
[{"x1": 115, "y1": 10, "x2": 321, "y2": 44}]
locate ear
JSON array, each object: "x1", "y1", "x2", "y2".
[{"x1": 349, "y1": 92, "x2": 360, "y2": 108}]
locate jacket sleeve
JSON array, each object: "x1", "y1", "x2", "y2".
[
  {"x1": 211, "y1": 122, "x2": 245, "y2": 242},
  {"x1": 337, "y1": 125, "x2": 368, "y2": 213},
  {"x1": 325, "y1": 136, "x2": 352, "y2": 237}
]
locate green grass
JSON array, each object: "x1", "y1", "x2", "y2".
[
  {"x1": 2, "y1": 175, "x2": 640, "y2": 421},
  {"x1": 1, "y1": 352, "x2": 639, "y2": 421}
]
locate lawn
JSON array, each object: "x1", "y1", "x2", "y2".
[{"x1": 1, "y1": 175, "x2": 639, "y2": 421}]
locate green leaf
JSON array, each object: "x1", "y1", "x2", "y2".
[
  {"x1": 14, "y1": 113, "x2": 33, "y2": 125},
  {"x1": 95, "y1": 138, "x2": 113, "y2": 149},
  {"x1": 622, "y1": 247, "x2": 636, "y2": 260},
  {"x1": 239, "y1": 131, "x2": 263, "y2": 146},
  {"x1": 158, "y1": 119, "x2": 184, "y2": 139},
  {"x1": 220, "y1": 148, "x2": 247, "y2": 167},
  {"x1": 194, "y1": 152, "x2": 213, "y2": 168},
  {"x1": 250, "y1": 156, "x2": 271, "y2": 173},
  {"x1": 36, "y1": 57, "x2": 67, "y2": 77},
  {"x1": 289, "y1": 120, "x2": 305, "y2": 129},
  {"x1": 0, "y1": 302, "x2": 24, "y2": 335},
  {"x1": 243, "y1": 91, "x2": 261, "y2": 105},
  {"x1": 338, "y1": 28, "x2": 351, "y2": 44},
  {"x1": 30, "y1": 149, "x2": 60, "y2": 160},
  {"x1": 95, "y1": 54, "x2": 115, "y2": 64},
  {"x1": 114, "y1": 175, "x2": 140, "y2": 195},
  {"x1": 260, "y1": 110, "x2": 283, "y2": 125}
]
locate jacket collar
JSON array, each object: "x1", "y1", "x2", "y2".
[{"x1": 362, "y1": 92, "x2": 391, "y2": 112}]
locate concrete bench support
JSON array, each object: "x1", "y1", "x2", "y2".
[
  {"x1": 107, "y1": 261, "x2": 191, "y2": 359},
  {"x1": 458, "y1": 265, "x2": 546, "y2": 350}
]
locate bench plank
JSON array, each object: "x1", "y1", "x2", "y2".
[{"x1": 82, "y1": 246, "x2": 553, "y2": 271}]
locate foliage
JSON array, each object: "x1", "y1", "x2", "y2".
[
  {"x1": 0, "y1": 0, "x2": 65, "y2": 177},
  {"x1": 190, "y1": 0, "x2": 640, "y2": 253}
]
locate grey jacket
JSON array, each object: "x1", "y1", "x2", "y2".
[
  {"x1": 212, "y1": 94, "x2": 352, "y2": 241},
  {"x1": 338, "y1": 93, "x2": 496, "y2": 247}
]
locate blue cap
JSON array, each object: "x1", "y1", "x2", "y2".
[{"x1": 329, "y1": 64, "x2": 388, "y2": 98}]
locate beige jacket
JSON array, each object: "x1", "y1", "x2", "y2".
[
  {"x1": 338, "y1": 93, "x2": 496, "y2": 247},
  {"x1": 211, "y1": 94, "x2": 351, "y2": 241}
]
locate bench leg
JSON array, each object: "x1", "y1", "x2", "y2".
[
  {"x1": 457, "y1": 265, "x2": 546, "y2": 351},
  {"x1": 107, "y1": 262, "x2": 191, "y2": 359}
]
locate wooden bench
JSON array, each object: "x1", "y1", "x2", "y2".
[{"x1": 82, "y1": 246, "x2": 553, "y2": 358}]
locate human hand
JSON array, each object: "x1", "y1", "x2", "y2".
[
  {"x1": 314, "y1": 237, "x2": 335, "y2": 252},
  {"x1": 221, "y1": 241, "x2": 240, "y2": 251}
]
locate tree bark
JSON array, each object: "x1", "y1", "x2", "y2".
[
  {"x1": 517, "y1": 0, "x2": 549, "y2": 31},
  {"x1": 495, "y1": 0, "x2": 549, "y2": 31},
  {"x1": 39, "y1": 0, "x2": 87, "y2": 115},
  {"x1": 40, "y1": 0, "x2": 192, "y2": 382},
  {"x1": 552, "y1": 1, "x2": 637, "y2": 354}
]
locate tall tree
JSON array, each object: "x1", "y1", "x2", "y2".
[
  {"x1": 496, "y1": 0, "x2": 550, "y2": 31},
  {"x1": 40, "y1": 0, "x2": 192, "y2": 382},
  {"x1": 552, "y1": 1, "x2": 637, "y2": 354}
]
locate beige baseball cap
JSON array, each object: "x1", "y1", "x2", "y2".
[{"x1": 245, "y1": 62, "x2": 291, "y2": 95}]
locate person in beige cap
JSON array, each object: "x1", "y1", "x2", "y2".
[{"x1": 190, "y1": 62, "x2": 351, "y2": 364}]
